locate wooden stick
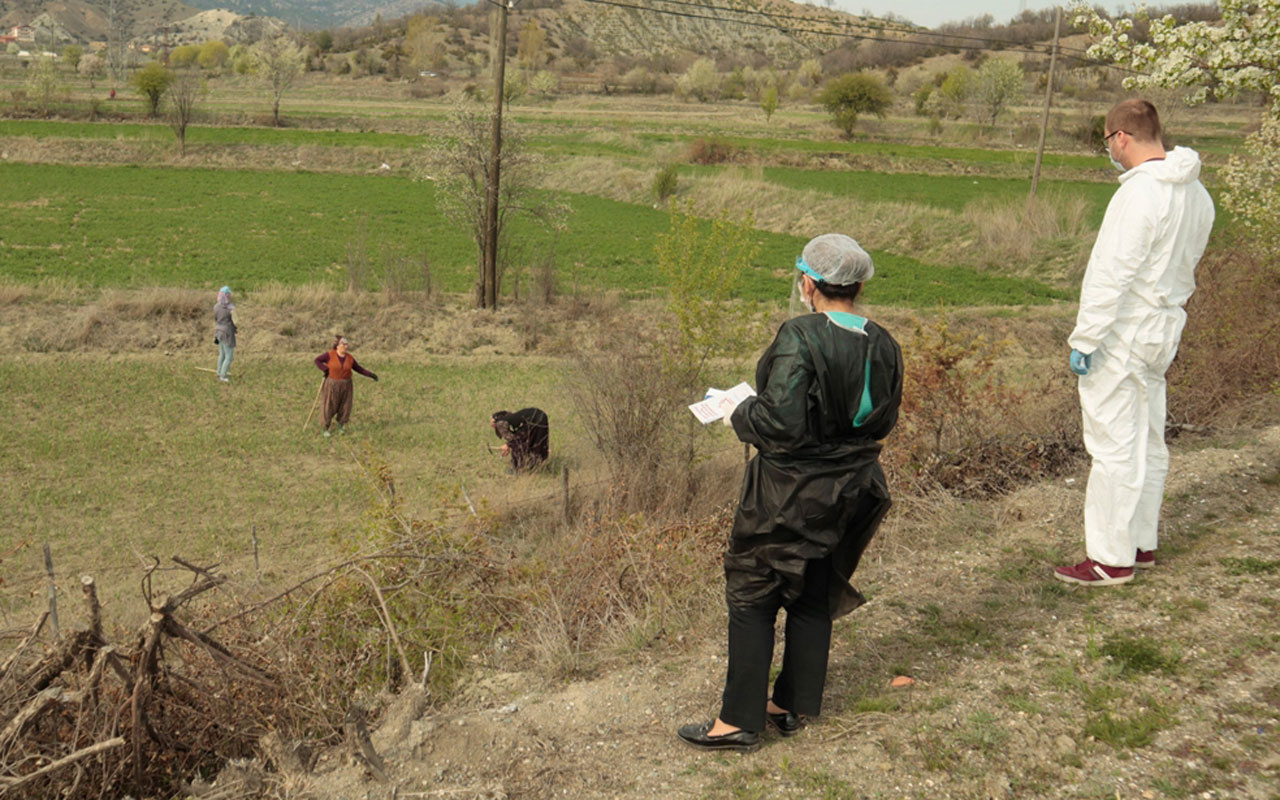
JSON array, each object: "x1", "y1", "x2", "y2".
[
  {"x1": 81, "y1": 575, "x2": 102, "y2": 670},
  {"x1": 194, "y1": 366, "x2": 218, "y2": 374},
  {"x1": 161, "y1": 616, "x2": 276, "y2": 686},
  {"x1": 561, "y1": 466, "x2": 570, "y2": 525},
  {"x1": 85, "y1": 645, "x2": 114, "y2": 702},
  {"x1": 131, "y1": 612, "x2": 166, "y2": 790},
  {"x1": 351, "y1": 567, "x2": 413, "y2": 686},
  {"x1": 0, "y1": 687, "x2": 61, "y2": 752},
  {"x1": 0, "y1": 612, "x2": 48, "y2": 683},
  {"x1": 0, "y1": 737, "x2": 126, "y2": 790},
  {"x1": 23, "y1": 629, "x2": 92, "y2": 694},
  {"x1": 302, "y1": 378, "x2": 325, "y2": 433},
  {"x1": 43, "y1": 543, "x2": 59, "y2": 640}
]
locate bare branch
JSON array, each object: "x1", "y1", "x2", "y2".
[
  {"x1": 0, "y1": 737, "x2": 126, "y2": 791},
  {"x1": 351, "y1": 567, "x2": 414, "y2": 687}
]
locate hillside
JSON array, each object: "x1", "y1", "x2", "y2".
[
  {"x1": 2, "y1": 0, "x2": 910, "y2": 65},
  {"x1": 0, "y1": 0, "x2": 197, "y2": 39},
  {"x1": 525, "y1": 0, "x2": 878, "y2": 64}
]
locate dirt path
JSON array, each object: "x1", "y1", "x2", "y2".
[{"x1": 289, "y1": 426, "x2": 1280, "y2": 799}]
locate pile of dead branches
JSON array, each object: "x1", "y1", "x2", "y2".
[{"x1": 0, "y1": 558, "x2": 285, "y2": 799}]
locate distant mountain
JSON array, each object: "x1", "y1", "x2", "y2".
[
  {"x1": 1, "y1": 0, "x2": 199, "y2": 41},
  {"x1": 540, "y1": 0, "x2": 861, "y2": 62}
]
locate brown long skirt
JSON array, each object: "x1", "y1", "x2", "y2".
[{"x1": 321, "y1": 378, "x2": 353, "y2": 429}]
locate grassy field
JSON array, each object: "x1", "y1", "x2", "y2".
[
  {"x1": 0, "y1": 162, "x2": 1069, "y2": 305},
  {"x1": 0, "y1": 352, "x2": 598, "y2": 613},
  {"x1": 2, "y1": 54, "x2": 1277, "y2": 800},
  {"x1": 0, "y1": 117, "x2": 1128, "y2": 167}
]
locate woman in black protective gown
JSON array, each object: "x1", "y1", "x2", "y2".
[
  {"x1": 490, "y1": 408, "x2": 550, "y2": 472},
  {"x1": 677, "y1": 233, "x2": 904, "y2": 752}
]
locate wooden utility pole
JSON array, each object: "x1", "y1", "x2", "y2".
[
  {"x1": 1029, "y1": 6, "x2": 1062, "y2": 202},
  {"x1": 482, "y1": 0, "x2": 512, "y2": 309}
]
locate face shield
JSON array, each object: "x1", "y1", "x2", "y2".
[{"x1": 788, "y1": 256, "x2": 825, "y2": 317}]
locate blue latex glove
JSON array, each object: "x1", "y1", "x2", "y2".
[{"x1": 1069, "y1": 349, "x2": 1092, "y2": 376}]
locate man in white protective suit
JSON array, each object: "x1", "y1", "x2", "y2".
[{"x1": 1055, "y1": 99, "x2": 1215, "y2": 587}]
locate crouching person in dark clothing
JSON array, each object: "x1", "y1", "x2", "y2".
[
  {"x1": 490, "y1": 408, "x2": 549, "y2": 472},
  {"x1": 677, "y1": 233, "x2": 903, "y2": 752}
]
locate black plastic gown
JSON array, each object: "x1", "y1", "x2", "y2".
[
  {"x1": 492, "y1": 408, "x2": 550, "y2": 471},
  {"x1": 725, "y1": 312, "x2": 903, "y2": 620}
]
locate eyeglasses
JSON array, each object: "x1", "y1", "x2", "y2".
[{"x1": 1101, "y1": 130, "x2": 1127, "y2": 151}]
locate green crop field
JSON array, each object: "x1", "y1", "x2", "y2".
[{"x1": 0, "y1": 163, "x2": 1068, "y2": 305}]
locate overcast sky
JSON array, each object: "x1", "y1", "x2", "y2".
[{"x1": 836, "y1": 0, "x2": 1062, "y2": 29}]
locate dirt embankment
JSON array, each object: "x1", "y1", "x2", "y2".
[
  {"x1": 0, "y1": 286, "x2": 631, "y2": 358},
  {"x1": 0, "y1": 286, "x2": 1074, "y2": 359}
]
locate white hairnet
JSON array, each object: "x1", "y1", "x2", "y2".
[{"x1": 800, "y1": 234, "x2": 874, "y2": 285}]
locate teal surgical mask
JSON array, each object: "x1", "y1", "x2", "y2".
[{"x1": 1109, "y1": 153, "x2": 1125, "y2": 172}]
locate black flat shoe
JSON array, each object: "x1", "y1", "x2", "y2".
[
  {"x1": 767, "y1": 711, "x2": 803, "y2": 737},
  {"x1": 676, "y1": 720, "x2": 760, "y2": 752}
]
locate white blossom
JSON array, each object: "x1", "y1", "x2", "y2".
[{"x1": 1070, "y1": 0, "x2": 1280, "y2": 117}]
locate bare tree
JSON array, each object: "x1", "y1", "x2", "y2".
[
  {"x1": 165, "y1": 67, "x2": 203, "y2": 155},
  {"x1": 419, "y1": 99, "x2": 567, "y2": 308},
  {"x1": 252, "y1": 35, "x2": 304, "y2": 127},
  {"x1": 78, "y1": 52, "x2": 106, "y2": 88},
  {"x1": 105, "y1": 0, "x2": 128, "y2": 85}
]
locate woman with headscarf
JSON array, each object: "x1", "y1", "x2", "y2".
[
  {"x1": 677, "y1": 233, "x2": 903, "y2": 752},
  {"x1": 490, "y1": 408, "x2": 550, "y2": 472},
  {"x1": 313, "y1": 335, "x2": 378, "y2": 437},
  {"x1": 213, "y1": 286, "x2": 236, "y2": 383}
]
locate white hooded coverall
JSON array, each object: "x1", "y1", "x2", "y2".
[{"x1": 1069, "y1": 146, "x2": 1215, "y2": 567}]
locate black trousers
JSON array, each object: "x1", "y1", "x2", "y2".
[{"x1": 719, "y1": 557, "x2": 833, "y2": 733}]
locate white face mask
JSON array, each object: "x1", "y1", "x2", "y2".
[
  {"x1": 802, "y1": 287, "x2": 816, "y2": 312},
  {"x1": 1105, "y1": 136, "x2": 1125, "y2": 172}
]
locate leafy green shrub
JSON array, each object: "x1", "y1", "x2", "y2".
[
  {"x1": 131, "y1": 61, "x2": 173, "y2": 117},
  {"x1": 286, "y1": 451, "x2": 515, "y2": 700},
  {"x1": 913, "y1": 84, "x2": 933, "y2": 115},
  {"x1": 761, "y1": 85, "x2": 778, "y2": 121},
  {"x1": 817, "y1": 72, "x2": 891, "y2": 136}
]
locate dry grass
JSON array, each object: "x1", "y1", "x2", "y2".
[
  {"x1": 1169, "y1": 236, "x2": 1280, "y2": 425},
  {"x1": 543, "y1": 159, "x2": 1095, "y2": 283},
  {"x1": 99, "y1": 287, "x2": 207, "y2": 320},
  {"x1": 0, "y1": 136, "x2": 413, "y2": 175},
  {"x1": 962, "y1": 191, "x2": 1094, "y2": 283},
  {"x1": 519, "y1": 507, "x2": 729, "y2": 679},
  {"x1": 887, "y1": 310, "x2": 1085, "y2": 497},
  {"x1": 0, "y1": 281, "x2": 33, "y2": 306},
  {"x1": 0, "y1": 284, "x2": 642, "y2": 358}
]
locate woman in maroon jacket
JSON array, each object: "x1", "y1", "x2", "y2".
[{"x1": 313, "y1": 335, "x2": 378, "y2": 437}]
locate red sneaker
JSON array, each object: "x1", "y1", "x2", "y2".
[
  {"x1": 1135, "y1": 549, "x2": 1155, "y2": 569},
  {"x1": 1054, "y1": 559, "x2": 1134, "y2": 586}
]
